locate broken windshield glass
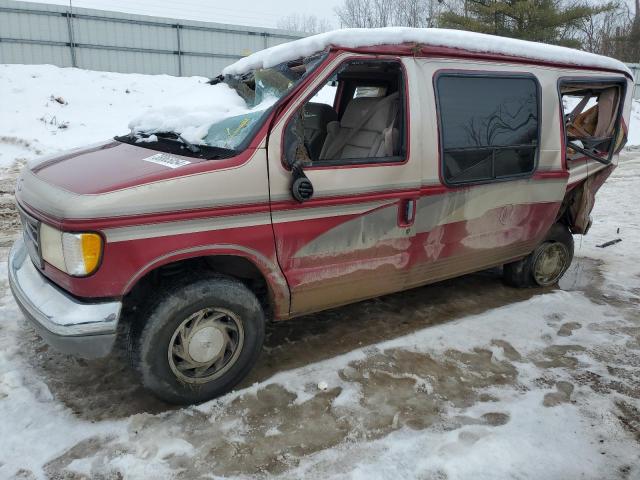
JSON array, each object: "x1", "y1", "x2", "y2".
[{"x1": 201, "y1": 54, "x2": 325, "y2": 150}]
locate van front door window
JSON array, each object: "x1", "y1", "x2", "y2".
[{"x1": 283, "y1": 60, "x2": 406, "y2": 166}]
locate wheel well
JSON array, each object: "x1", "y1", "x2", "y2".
[{"x1": 122, "y1": 255, "x2": 273, "y2": 322}]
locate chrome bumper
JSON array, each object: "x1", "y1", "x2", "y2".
[{"x1": 8, "y1": 237, "x2": 122, "y2": 358}]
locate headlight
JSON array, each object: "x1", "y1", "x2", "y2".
[{"x1": 40, "y1": 224, "x2": 103, "y2": 276}]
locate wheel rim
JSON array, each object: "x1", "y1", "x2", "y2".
[
  {"x1": 168, "y1": 307, "x2": 244, "y2": 384},
  {"x1": 533, "y1": 242, "x2": 569, "y2": 286}
]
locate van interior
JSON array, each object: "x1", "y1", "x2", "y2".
[
  {"x1": 561, "y1": 81, "x2": 626, "y2": 162},
  {"x1": 285, "y1": 60, "x2": 405, "y2": 166}
]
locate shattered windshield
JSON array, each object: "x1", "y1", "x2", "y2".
[
  {"x1": 205, "y1": 66, "x2": 306, "y2": 149},
  {"x1": 121, "y1": 53, "x2": 326, "y2": 159}
]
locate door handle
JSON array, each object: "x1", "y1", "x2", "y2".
[{"x1": 399, "y1": 198, "x2": 416, "y2": 227}]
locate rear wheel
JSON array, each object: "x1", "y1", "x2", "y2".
[
  {"x1": 503, "y1": 223, "x2": 574, "y2": 288},
  {"x1": 128, "y1": 275, "x2": 265, "y2": 404}
]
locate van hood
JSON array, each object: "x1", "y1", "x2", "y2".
[
  {"x1": 28, "y1": 140, "x2": 210, "y2": 195},
  {"x1": 16, "y1": 140, "x2": 269, "y2": 221}
]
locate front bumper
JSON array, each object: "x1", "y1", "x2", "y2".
[{"x1": 8, "y1": 236, "x2": 122, "y2": 358}]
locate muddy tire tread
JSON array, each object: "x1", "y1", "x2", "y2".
[
  {"x1": 503, "y1": 223, "x2": 574, "y2": 288},
  {"x1": 126, "y1": 273, "x2": 265, "y2": 404}
]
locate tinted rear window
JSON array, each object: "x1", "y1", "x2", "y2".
[{"x1": 436, "y1": 74, "x2": 539, "y2": 185}]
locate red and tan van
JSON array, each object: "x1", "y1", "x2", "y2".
[{"x1": 9, "y1": 28, "x2": 634, "y2": 403}]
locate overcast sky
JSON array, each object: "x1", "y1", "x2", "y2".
[{"x1": 19, "y1": 0, "x2": 345, "y2": 29}]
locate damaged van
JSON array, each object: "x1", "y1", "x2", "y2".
[{"x1": 9, "y1": 28, "x2": 634, "y2": 404}]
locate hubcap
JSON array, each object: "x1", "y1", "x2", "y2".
[
  {"x1": 533, "y1": 242, "x2": 569, "y2": 286},
  {"x1": 168, "y1": 308, "x2": 244, "y2": 384},
  {"x1": 188, "y1": 326, "x2": 225, "y2": 363}
]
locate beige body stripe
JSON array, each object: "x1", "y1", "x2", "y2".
[
  {"x1": 104, "y1": 200, "x2": 393, "y2": 243},
  {"x1": 104, "y1": 213, "x2": 272, "y2": 243},
  {"x1": 104, "y1": 179, "x2": 565, "y2": 243}
]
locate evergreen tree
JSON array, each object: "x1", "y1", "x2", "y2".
[{"x1": 439, "y1": 0, "x2": 615, "y2": 48}]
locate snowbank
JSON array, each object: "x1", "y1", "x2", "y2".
[
  {"x1": 629, "y1": 99, "x2": 640, "y2": 147},
  {"x1": 0, "y1": 64, "x2": 216, "y2": 166},
  {"x1": 223, "y1": 27, "x2": 631, "y2": 77}
]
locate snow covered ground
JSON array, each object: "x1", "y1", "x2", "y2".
[
  {"x1": 0, "y1": 64, "x2": 223, "y2": 167},
  {"x1": 0, "y1": 64, "x2": 639, "y2": 479},
  {"x1": 630, "y1": 98, "x2": 640, "y2": 146}
]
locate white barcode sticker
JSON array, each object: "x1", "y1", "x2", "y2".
[{"x1": 143, "y1": 153, "x2": 191, "y2": 169}]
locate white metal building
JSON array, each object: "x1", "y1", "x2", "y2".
[{"x1": 0, "y1": 0, "x2": 304, "y2": 77}]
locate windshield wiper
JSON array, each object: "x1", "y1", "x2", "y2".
[
  {"x1": 178, "y1": 135, "x2": 200, "y2": 154},
  {"x1": 146, "y1": 131, "x2": 201, "y2": 154},
  {"x1": 115, "y1": 133, "x2": 237, "y2": 160}
]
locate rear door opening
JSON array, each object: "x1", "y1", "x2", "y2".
[
  {"x1": 560, "y1": 78, "x2": 628, "y2": 164},
  {"x1": 557, "y1": 77, "x2": 628, "y2": 234}
]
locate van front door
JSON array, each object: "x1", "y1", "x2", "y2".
[{"x1": 267, "y1": 56, "x2": 420, "y2": 317}]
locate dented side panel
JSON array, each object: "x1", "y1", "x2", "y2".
[{"x1": 267, "y1": 55, "x2": 573, "y2": 317}]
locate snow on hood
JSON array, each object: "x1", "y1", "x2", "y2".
[
  {"x1": 222, "y1": 27, "x2": 632, "y2": 77},
  {"x1": 127, "y1": 83, "x2": 273, "y2": 145}
]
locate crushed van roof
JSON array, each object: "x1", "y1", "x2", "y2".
[{"x1": 222, "y1": 27, "x2": 631, "y2": 77}]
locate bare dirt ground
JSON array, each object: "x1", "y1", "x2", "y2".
[{"x1": 0, "y1": 157, "x2": 639, "y2": 479}]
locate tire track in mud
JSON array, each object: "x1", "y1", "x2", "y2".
[
  {"x1": 15, "y1": 318, "x2": 640, "y2": 479},
  {"x1": 34, "y1": 259, "x2": 640, "y2": 479},
  {"x1": 42, "y1": 301, "x2": 640, "y2": 479},
  {"x1": 45, "y1": 344, "x2": 523, "y2": 478}
]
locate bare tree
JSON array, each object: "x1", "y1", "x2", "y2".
[
  {"x1": 576, "y1": 0, "x2": 639, "y2": 61},
  {"x1": 335, "y1": 0, "x2": 442, "y2": 28},
  {"x1": 335, "y1": 0, "x2": 380, "y2": 27},
  {"x1": 394, "y1": 0, "x2": 439, "y2": 27},
  {"x1": 277, "y1": 13, "x2": 332, "y2": 33}
]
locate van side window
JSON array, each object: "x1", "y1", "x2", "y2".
[
  {"x1": 560, "y1": 80, "x2": 626, "y2": 162},
  {"x1": 284, "y1": 60, "x2": 406, "y2": 166},
  {"x1": 436, "y1": 74, "x2": 540, "y2": 185}
]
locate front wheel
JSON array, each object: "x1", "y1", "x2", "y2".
[
  {"x1": 128, "y1": 275, "x2": 265, "y2": 404},
  {"x1": 503, "y1": 223, "x2": 574, "y2": 288}
]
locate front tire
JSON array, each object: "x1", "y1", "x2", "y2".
[
  {"x1": 503, "y1": 223, "x2": 574, "y2": 288},
  {"x1": 129, "y1": 275, "x2": 265, "y2": 404}
]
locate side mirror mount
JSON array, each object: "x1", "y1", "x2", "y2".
[
  {"x1": 288, "y1": 110, "x2": 314, "y2": 203},
  {"x1": 291, "y1": 175, "x2": 314, "y2": 203}
]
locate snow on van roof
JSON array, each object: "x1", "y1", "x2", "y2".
[{"x1": 222, "y1": 27, "x2": 631, "y2": 77}]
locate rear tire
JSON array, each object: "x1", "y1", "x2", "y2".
[
  {"x1": 503, "y1": 223, "x2": 574, "y2": 288},
  {"x1": 128, "y1": 275, "x2": 265, "y2": 404}
]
